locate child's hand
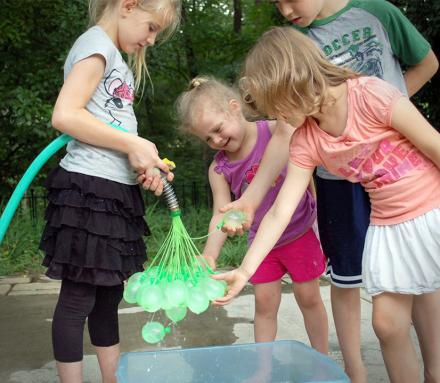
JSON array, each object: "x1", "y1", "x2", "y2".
[
  {"x1": 211, "y1": 267, "x2": 251, "y2": 305},
  {"x1": 137, "y1": 169, "x2": 174, "y2": 196},
  {"x1": 127, "y1": 136, "x2": 163, "y2": 172},
  {"x1": 219, "y1": 199, "x2": 255, "y2": 236}
]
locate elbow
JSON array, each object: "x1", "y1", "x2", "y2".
[
  {"x1": 432, "y1": 56, "x2": 439, "y2": 76},
  {"x1": 430, "y1": 151, "x2": 440, "y2": 170},
  {"x1": 423, "y1": 145, "x2": 440, "y2": 169},
  {"x1": 267, "y1": 204, "x2": 292, "y2": 227},
  {"x1": 427, "y1": 51, "x2": 439, "y2": 78},
  {"x1": 51, "y1": 107, "x2": 69, "y2": 133}
]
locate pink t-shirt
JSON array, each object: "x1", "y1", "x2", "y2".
[{"x1": 290, "y1": 76, "x2": 440, "y2": 225}]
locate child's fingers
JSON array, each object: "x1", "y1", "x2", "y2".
[
  {"x1": 220, "y1": 224, "x2": 236, "y2": 235},
  {"x1": 213, "y1": 283, "x2": 243, "y2": 305},
  {"x1": 212, "y1": 292, "x2": 235, "y2": 305},
  {"x1": 141, "y1": 176, "x2": 153, "y2": 190},
  {"x1": 218, "y1": 201, "x2": 234, "y2": 214},
  {"x1": 155, "y1": 160, "x2": 170, "y2": 174},
  {"x1": 149, "y1": 174, "x2": 161, "y2": 195},
  {"x1": 140, "y1": 172, "x2": 161, "y2": 193},
  {"x1": 242, "y1": 219, "x2": 252, "y2": 231},
  {"x1": 211, "y1": 270, "x2": 247, "y2": 305},
  {"x1": 154, "y1": 184, "x2": 164, "y2": 196},
  {"x1": 211, "y1": 271, "x2": 230, "y2": 280},
  {"x1": 233, "y1": 227, "x2": 244, "y2": 236},
  {"x1": 221, "y1": 224, "x2": 244, "y2": 237}
]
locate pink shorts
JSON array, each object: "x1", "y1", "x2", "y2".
[{"x1": 249, "y1": 228, "x2": 326, "y2": 284}]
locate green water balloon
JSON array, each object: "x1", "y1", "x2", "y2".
[
  {"x1": 203, "y1": 278, "x2": 227, "y2": 301},
  {"x1": 123, "y1": 280, "x2": 143, "y2": 304},
  {"x1": 141, "y1": 322, "x2": 169, "y2": 344},
  {"x1": 127, "y1": 272, "x2": 146, "y2": 287},
  {"x1": 144, "y1": 266, "x2": 161, "y2": 284},
  {"x1": 165, "y1": 306, "x2": 187, "y2": 322},
  {"x1": 164, "y1": 279, "x2": 187, "y2": 307},
  {"x1": 222, "y1": 209, "x2": 247, "y2": 230},
  {"x1": 186, "y1": 286, "x2": 209, "y2": 314},
  {"x1": 158, "y1": 280, "x2": 173, "y2": 310},
  {"x1": 160, "y1": 294, "x2": 175, "y2": 310},
  {"x1": 136, "y1": 285, "x2": 163, "y2": 312}
]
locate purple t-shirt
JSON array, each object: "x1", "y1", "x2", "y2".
[{"x1": 214, "y1": 120, "x2": 317, "y2": 248}]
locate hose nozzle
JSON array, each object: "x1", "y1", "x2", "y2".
[
  {"x1": 157, "y1": 158, "x2": 179, "y2": 211},
  {"x1": 161, "y1": 175, "x2": 180, "y2": 211}
]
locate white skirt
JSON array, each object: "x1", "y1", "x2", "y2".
[{"x1": 363, "y1": 207, "x2": 440, "y2": 296}]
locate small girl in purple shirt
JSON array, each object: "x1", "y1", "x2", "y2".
[{"x1": 175, "y1": 76, "x2": 328, "y2": 353}]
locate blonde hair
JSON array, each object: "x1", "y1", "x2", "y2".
[
  {"x1": 240, "y1": 26, "x2": 359, "y2": 118},
  {"x1": 176, "y1": 76, "x2": 242, "y2": 132},
  {"x1": 89, "y1": 0, "x2": 181, "y2": 91}
]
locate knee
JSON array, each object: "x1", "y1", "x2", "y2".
[
  {"x1": 254, "y1": 295, "x2": 279, "y2": 318},
  {"x1": 88, "y1": 285, "x2": 123, "y2": 347},
  {"x1": 295, "y1": 288, "x2": 322, "y2": 310},
  {"x1": 54, "y1": 280, "x2": 96, "y2": 321},
  {"x1": 372, "y1": 311, "x2": 410, "y2": 344}
]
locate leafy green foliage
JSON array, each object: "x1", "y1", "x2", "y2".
[
  {"x1": 0, "y1": 1, "x2": 88, "y2": 194},
  {"x1": 390, "y1": 0, "x2": 440, "y2": 125}
]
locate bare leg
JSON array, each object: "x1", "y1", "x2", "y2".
[
  {"x1": 253, "y1": 281, "x2": 282, "y2": 342},
  {"x1": 95, "y1": 344, "x2": 120, "y2": 383},
  {"x1": 244, "y1": 281, "x2": 282, "y2": 383},
  {"x1": 373, "y1": 293, "x2": 419, "y2": 383},
  {"x1": 331, "y1": 285, "x2": 366, "y2": 383},
  {"x1": 293, "y1": 278, "x2": 328, "y2": 354},
  {"x1": 56, "y1": 361, "x2": 82, "y2": 383},
  {"x1": 412, "y1": 289, "x2": 440, "y2": 383}
]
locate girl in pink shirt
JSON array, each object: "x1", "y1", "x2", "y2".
[
  {"x1": 214, "y1": 27, "x2": 440, "y2": 383},
  {"x1": 175, "y1": 76, "x2": 328, "y2": 354}
]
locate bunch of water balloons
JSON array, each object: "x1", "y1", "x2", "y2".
[{"x1": 123, "y1": 206, "x2": 246, "y2": 344}]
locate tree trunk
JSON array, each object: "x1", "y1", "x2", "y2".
[
  {"x1": 233, "y1": 0, "x2": 242, "y2": 34},
  {"x1": 181, "y1": 2, "x2": 198, "y2": 79}
]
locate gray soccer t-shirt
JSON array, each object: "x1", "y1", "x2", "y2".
[
  {"x1": 59, "y1": 26, "x2": 138, "y2": 184},
  {"x1": 297, "y1": 0, "x2": 430, "y2": 180}
]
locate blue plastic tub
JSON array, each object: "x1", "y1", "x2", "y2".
[{"x1": 116, "y1": 340, "x2": 349, "y2": 383}]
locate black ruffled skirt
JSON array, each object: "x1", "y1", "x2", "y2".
[{"x1": 39, "y1": 167, "x2": 150, "y2": 286}]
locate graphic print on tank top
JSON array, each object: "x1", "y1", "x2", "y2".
[{"x1": 241, "y1": 163, "x2": 282, "y2": 195}]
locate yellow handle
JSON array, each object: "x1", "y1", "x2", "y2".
[{"x1": 162, "y1": 158, "x2": 176, "y2": 170}]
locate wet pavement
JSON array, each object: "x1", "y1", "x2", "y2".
[{"x1": 0, "y1": 275, "x2": 421, "y2": 382}]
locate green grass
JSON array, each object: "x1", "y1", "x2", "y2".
[
  {"x1": 0, "y1": 204, "x2": 248, "y2": 276},
  {"x1": 0, "y1": 211, "x2": 46, "y2": 277}
]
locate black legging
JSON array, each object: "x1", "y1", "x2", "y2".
[{"x1": 52, "y1": 279, "x2": 123, "y2": 362}]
